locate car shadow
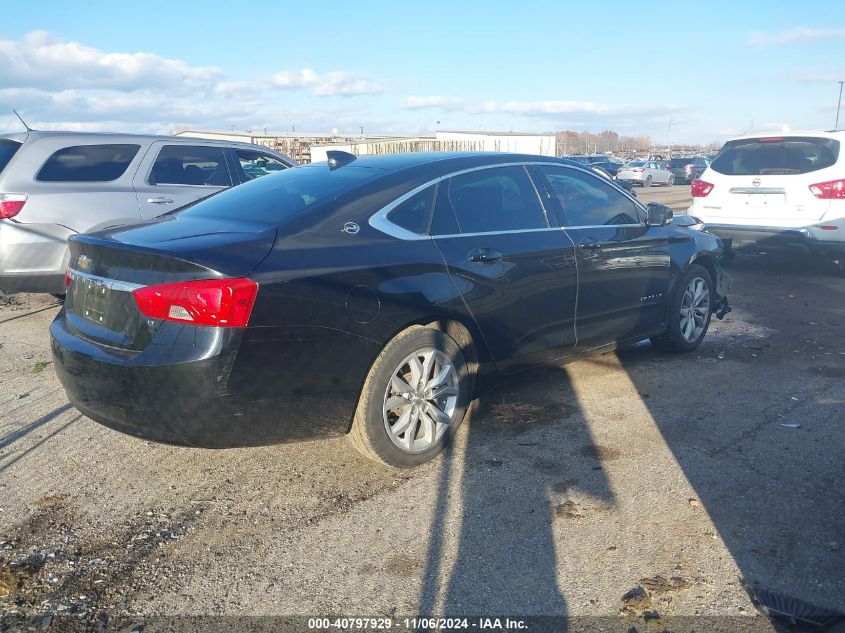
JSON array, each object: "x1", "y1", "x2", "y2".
[
  {"x1": 418, "y1": 362, "x2": 618, "y2": 626},
  {"x1": 613, "y1": 252, "x2": 845, "y2": 625}
]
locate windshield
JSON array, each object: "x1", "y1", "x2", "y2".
[
  {"x1": 711, "y1": 137, "x2": 839, "y2": 176},
  {"x1": 176, "y1": 163, "x2": 387, "y2": 224},
  {"x1": 0, "y1": 140, "x2": 22, "y2": 175}
]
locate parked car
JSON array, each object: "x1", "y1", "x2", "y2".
[
  {"x1": 689, "y1": 131, "x2": 845, "y2": 269},
  {"x1": 0, "y1": 131, "x2": 296, "y2": 295},
  {"x1": 51, "y1": 151, "x2": 729, "y2": 468},
  {"x1": 589, "y1": 160, "x2": 624, "y2": 178},
  {"x1": 616, "y1": 160, "x2": 674, "y2": 187},
  {"x1": 587, "y1": 164, "x2": 637, "y2": 197},
  {"x1": 668, "y1": 156, "x2": 709, "y2": 183}
]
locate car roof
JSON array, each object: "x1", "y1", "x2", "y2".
[
  {"x1": 327, "y1": 151, "x2": 575, "y2": 174},
  {"x1": 0, "y1": 130, "x2": 289, "y2": 153}
]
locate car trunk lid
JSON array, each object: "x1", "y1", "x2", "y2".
[{"x1": 63, "y1": 214, "x2": 276, "y2": 351}]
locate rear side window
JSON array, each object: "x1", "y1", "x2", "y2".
[
  {"x1": 442, "y1": 166, "x2": 547, "y2": 234},
  {"x1": 711, "y1": 137, "x2": 839, "y2": 176},
  {"x1": 177, "y1": 163, "x2": 384, "y2": 224},
  {"x1": 36, "y1": 144, "x2": 140, "y2": 182},
  {"x1": 149, "y1": 145, "x2": 232, "y2": 186},
  {"x1": 539, "y1": 165, "x2": 641, "y2": 227},
  {"x1": 0, "y1": 140, "x2": 21, "y2": 175},
  {"x1": 388, "y1": 186, "x2": 436, "y2": 235}
]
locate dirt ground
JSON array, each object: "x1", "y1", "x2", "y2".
[{"x1": 1, "y1": 185, "x2": 843, "y2": 632}]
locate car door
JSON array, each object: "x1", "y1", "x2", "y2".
[
  {"x1": 133, "y1": 142, "x2": 234, "y2": 220},
  {"x1": 649, "y1": 161, "x2": 665, "y2": 184},
  {"x1": 535, "y1": 164, "x2": 671, "y2": 350},
  {"x1": 431, "y1": 164, "x2": 578, "y2": 373}
]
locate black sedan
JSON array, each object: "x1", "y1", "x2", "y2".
[{"x1": 51, "y1": 152, "x2": 729, "y2": 468}]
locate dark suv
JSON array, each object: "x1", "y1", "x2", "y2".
[{"x1": 668, "y1": 156, "x2": 709, "y2": 183}]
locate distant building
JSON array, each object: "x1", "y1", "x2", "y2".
[
  {"x1": 309, "y1": 130, "x2": 556, "y2": 163},
  {"x1": 174, "y1": 129, "x2": 557, "y2": 164}
]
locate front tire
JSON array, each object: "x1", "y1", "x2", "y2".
[
  {"x1": 652, "y1": 264, "x2": 714, "y2": 352},
  {"x1": 348, "y1": 326, "x2": 471, "y2": 468},
  {"x1": 667, "y1": 175, "x2": 675, "y2": 186},
  {"x1": 644, "y1": 176, "x2": 653, "y2": 187}
]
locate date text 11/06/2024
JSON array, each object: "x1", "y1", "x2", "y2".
[{"x1": 307, "y1": 617, "x2": 529, "y2": 630}]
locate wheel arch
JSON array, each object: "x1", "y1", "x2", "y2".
[
  {"x1": 690, "y1": 253, "x2": 717, "y2": 286},
  {"x1": 345, "y1": 315, "x2": 485, "y2": 435}
]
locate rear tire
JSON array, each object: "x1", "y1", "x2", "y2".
[
  {"x1": 651, "y1": 264, "x2": 714, "y2": 353},
  {"x1": 348, "y1": 326, "x2": 471, "y2": 468},
  {"x1": 667, "y1": 175, "x2": 675, "y2": 186},
  {"x1": 644, "y1": 176, "x2": 653, "y2": 187}
]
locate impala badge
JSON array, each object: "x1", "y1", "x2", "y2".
[{"x1": 77, "y1": 254, "x2": 92, "y2": 271}]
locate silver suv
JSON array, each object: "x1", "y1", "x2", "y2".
[{"x1": 0, "y1": 131, "x2": 296, "y2": 294}]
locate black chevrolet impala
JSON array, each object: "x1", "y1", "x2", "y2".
[{"x1": 51, "y1": 152, "x2": 729, "y2": 467}]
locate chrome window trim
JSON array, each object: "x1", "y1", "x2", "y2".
[
  {"x1": 67, "y1": 268, "x2": 145, "y2": 292},
  {"x1": 369, "y1": 160, "x2": 647, "y2": 240}
]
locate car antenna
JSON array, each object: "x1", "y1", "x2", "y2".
[
  {"x1": 326, "y1": 150, "x2": 356, "y2": 171},
  {"x1": 11, "y1": 108, "x2": 34, "y2": 132}
]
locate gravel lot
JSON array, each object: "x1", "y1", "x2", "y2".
[{"x1": 1, "y1": 185, "x2": 843, "y2": 631}]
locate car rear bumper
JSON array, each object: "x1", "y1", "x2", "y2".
[
  {"x1": 50, "y1": 313, "x2": 377, "y2": 448},
  {"x1": 617, "y1": 174, "x2": 645, "y2": 183},
  {"x1": 702, "y1": 224, "x2": 845, "y2": 254},
  {"x1": 0, "y1": 220, "x2": 72, "y2": 294}
]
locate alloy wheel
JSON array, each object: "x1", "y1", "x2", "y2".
[
  {"x1": 382, "y1": 348, "x2": 459, "y2": 453},
  {"x1": 679, "y1": 277, "x2": 710, "y2": 342}
]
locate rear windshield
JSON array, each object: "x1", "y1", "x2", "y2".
[
  {"x1": 0, "y1": 140, "x2": 21, "y2": 174},
  {"x1": 36, "y1": 144, "x2": 141, "y2": 182},
  {"x1": 626, "y1": 161, "x2": 646, "y2": 167},
  {"x1": 669, "y1": 158, "x2": 694, "y2": 167},
  {"x1": 176, "y1": 163, "x2": 386, "y2": 224},
  {"x1": 711, "y1": 137, "x2": 839, "y2": 176}
]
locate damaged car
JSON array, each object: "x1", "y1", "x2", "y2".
[{"x1": 51, "y1": 151, "x2": 730, "y2": 468}]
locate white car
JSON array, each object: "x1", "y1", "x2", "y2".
[
  {"x1": 616, "y1": 160, "x2": 674, "y2": 187},
  {"x1": 689, "y1": 131, "x2": 844, "y2": 268}
]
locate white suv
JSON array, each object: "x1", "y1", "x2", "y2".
[{"x1": 688, "y1": 130, "x2": 844, "y2": 267}]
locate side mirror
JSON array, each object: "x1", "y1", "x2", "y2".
[{"x1": 647, "y1": 202, "x2": 673, "y2": 227}]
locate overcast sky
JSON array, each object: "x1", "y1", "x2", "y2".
[{"x1": 1, "y1": 0, "x2": 843, "y2": 144}]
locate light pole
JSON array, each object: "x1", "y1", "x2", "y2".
[
  {"x1": 667, "y1": 112, "x2": 672, "y2": 158},
  {"x1": 836, "y1": 81, "x2": 844, "y2": 129}
]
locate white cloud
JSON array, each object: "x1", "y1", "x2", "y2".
[
  {"x1": 270, "y1": 68, "x2": 383, "y2": 96},
  {"x1": 0, "y1": 31, "x2": 393, "y2": 136},
  {"x1": 401, "y1": 95, "x2": 676, "y2": 120},
  {"x1": 402, "y1": 96, "x2": 465, "y2": 110},
  {"x1": 748, "y1": 27, "x2": 845, "y2": 48},
  {"x1": 0, "y1": 31, "x2": 222, "y2": 93}
]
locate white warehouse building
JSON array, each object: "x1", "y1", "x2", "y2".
[{"x1": 309, "y1": 130, "x2": 556, "y2": 163}]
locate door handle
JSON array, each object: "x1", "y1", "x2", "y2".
[
  {"x1": 579, "y1": 240, "x2": 605, "y2": 251},
  {"x1": 147, "y1": 197, "x2": 174, "y2": 204},
  {"x1": 468, "y1": 248, "x2": 503, "y2": 264}
]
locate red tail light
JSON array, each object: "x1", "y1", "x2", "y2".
[
  {"x1": 809, "y1": 178, "x2": 845, "y2": 200},
  {"x1": 132, "y1": 278, "x2": 258, "y2": 327},
  {"x1": 691, "y1": 179, "x2": 714, "y2": 197},
  {"x1": 65, "y1": 271, "x2": 73, "y2": 288},
  {"x1": 631, "y1": 167, "x2": 644, "y2": 173},
  {"x1": 0, "y1": 193, "x2": 27, "y2": 219}
]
